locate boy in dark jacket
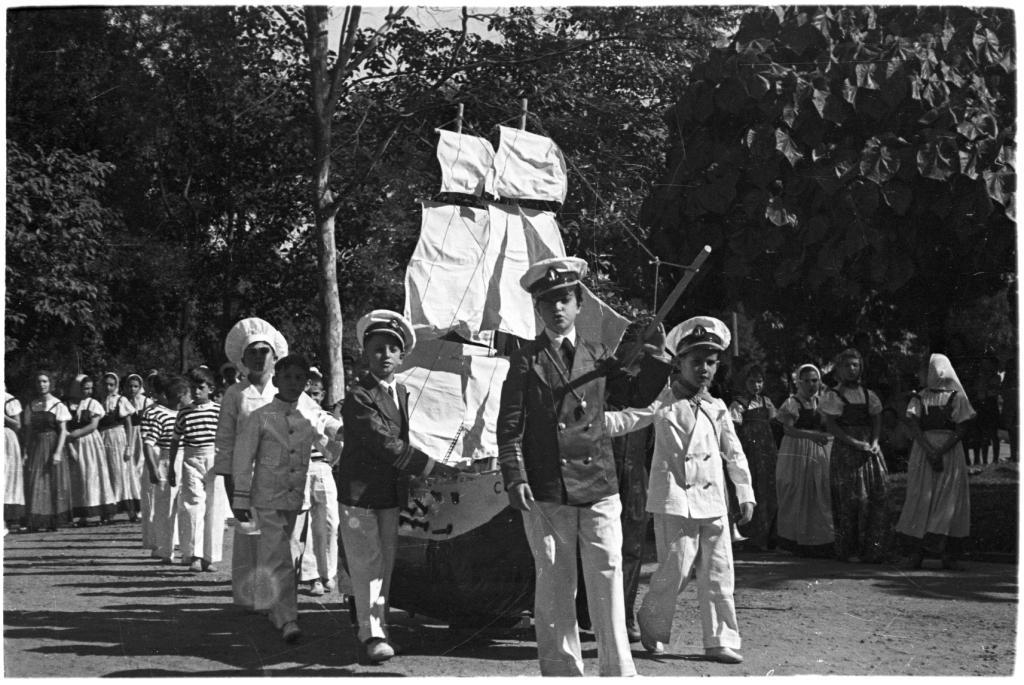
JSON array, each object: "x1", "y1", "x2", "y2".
[{"x1": 337, "y1": 310, "x2": 461, "y2": 663}]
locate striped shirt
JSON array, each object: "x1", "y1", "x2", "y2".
[
  {"x1": 142, "y1": 405, "x2": 177, "y2": 449},
  {"x1": 174, "y1": 401, "x2": 220, "y2": 447}
]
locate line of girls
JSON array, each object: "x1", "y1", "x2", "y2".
[
  {"x1": 725, "y1": 349, "x2": 975, "y2": 569},
  {"x1": 4, "y1": 370, "x2": 153, "y2": 534}
]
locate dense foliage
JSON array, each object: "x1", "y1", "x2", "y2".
[
  {"x1": 642, "y1": 6, "x2": 1016, "y2": 371},
  {"x1": 4, "y1": 5, "x2": 1016, "y2": 395}
]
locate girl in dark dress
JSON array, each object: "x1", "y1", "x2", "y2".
[
  {"x1": 23, "y1": 371, "x2": 72, "y2": 531},
  {"x1": 728, "y1": 365, "x2": 778, "y2": 551},
  {"x1": 820, "y1": 349, "x2": 891, "y2": 563}
]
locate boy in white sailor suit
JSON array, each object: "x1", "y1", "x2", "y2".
[
  {"x1": 605, "y1": 316, "x2": 756, "y2": 664},
  {"x1": 230, "y1": 353, "x2": 343, "y2": 643},
  {"x1": 336, "y1": 310, "x2": 463, "y2": 663}
]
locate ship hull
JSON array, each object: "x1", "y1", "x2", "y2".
[
  {"x1": 391, "y1": 505, "x2": 535, "y2": 628},
  {"x1": 385, "y1": 471, "x2": 535, "y2": 627}
]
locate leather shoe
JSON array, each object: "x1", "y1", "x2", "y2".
[
  {"x1": 640, "y1": 632, "x2": 665, "y2": 656},
  {"x1": 308, "y1": 580, "x2": 325, "y2": 596},
  {"x1": 626, "y1": 624, "x2": 642, "y2": 643},
  {"x1": 705, "y1": 646, "x2": 743, "y2": 663},
  {"x1": 281, "y1": 621, "x2": 302, "y2": 643},
  {"x1": 364, "y1": 638, "x2": 395, "y2": 663}
]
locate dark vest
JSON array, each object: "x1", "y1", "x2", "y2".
[
  {"x1": 65, "y1": 400, "x2": 97, "y2": 431},
  {"x1": 918, "y1": 392, "x2": 958, "y2": 432},
  {"x1": 835, "y1": 386, "x2": 871, "y2": 429},
  {"x1": 793, "y1": 397, "x2": 824, "y2": 431},
  {"x1": 97, "y1": 398, "x2": 123, "y2": 430},
  {"x1": 29, "y1": 403, "x2": 60, "y2": 433},
  {"x1": 740, "y1": 396, "x2": 771, "y2": 423}
]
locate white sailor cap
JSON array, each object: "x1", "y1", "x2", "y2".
[
  {"x1": 665, "y1": 316, "x2": 731, "y2": 358},
  {"x1": 356, "y1": 310, "x2": 416, "y2": 352},
  {"x1": 224, "y1": 317, "x2": 289, "y2": 370},
  {"x1": 520, "y1": 256, "x2": 588, "y2": 299}
]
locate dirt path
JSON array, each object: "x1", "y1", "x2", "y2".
[{"x1": 2, "y1": 522, "x2": 1017, "y2": 677}]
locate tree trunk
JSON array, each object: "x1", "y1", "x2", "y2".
[
  {"x1": 306, "y1": 7, "x2": 347, "y2": 405},
  {"x1": 179, "y1": 296, "x2": 194, "y2": 373}
]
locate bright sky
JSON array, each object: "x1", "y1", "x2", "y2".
[{"x1": 329, "y1": 5, "x2": 502, "y2": 44}]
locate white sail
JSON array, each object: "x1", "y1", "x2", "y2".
[
  {"x1": 435, "y1": 129, "x2": 495, "y2": 195},
  {"x1": 488, "y1": 126, "x2": 568, "y2": 203},
  {"x1": 576, "y1": 283, "x2": 632, "y2": 352},
  {"x1": 397, "y1": 338, "x2": 508, "y2": 464},
  {"x1": 405, "y1": 202, "x2": 491, "y2": 340},
  {"x1": 482, "y1": 204, "x2": 564, "y2": 339},
  {"x1": 396, "y1": 338, "x2": 509, "y2": 540}
]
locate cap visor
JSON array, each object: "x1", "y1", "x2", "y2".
[
  {"x1": 363, "y1": 329, "x2": 406, "y2": 350},
  {"x1": 533, "y1": 282, "x2": 579, "y2": 301},
  {"x1": 673, "y1": 341, "x2": 725, "y2": 357}
]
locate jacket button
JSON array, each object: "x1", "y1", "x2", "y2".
[
  {"x1": 560, "y1": 459, "x2": 567, "y2": 465},
  {"x1": 583, "y1": 457, "x2": 592, "y2": 465},
  {"x1": 682, "y1": 483, "x2": 690, "y2": 489},
  {"x1": 557, "y1": 422, "x2": 566, "y2": 430}
]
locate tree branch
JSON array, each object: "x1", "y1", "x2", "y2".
[
  {"x1": 327, "y1": 5, "x2": 361, "y2": 113},
  {"x1": 345, "y1": 32, "x2": 631, "y2": 90},
  {"x1": 330, "y1": 5, "x2": 409, "y2": 107},
  {"x1": 431, "y1": 6, "x2": 470, "y2": 90},
  {"x1": 272, "y1": 6, "x2": 306, "y2": 45}
]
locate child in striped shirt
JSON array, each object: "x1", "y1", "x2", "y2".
[
  {"x1": 169, "y1": 367, "x2": 227, "y2": 572},
  {"x1": 143, "y1": 376, "x2": 189, "y2": 563}
]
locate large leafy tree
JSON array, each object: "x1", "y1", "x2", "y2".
[
  {"x1": 5, "y1": 142, "x2": 120, "y2": 372},
  {"x1": 6, "y1": 7, "x2": 312, "y2": 379},
  {"x1": 642, "y1": 6, "x2": 1016, "y2": 369}
]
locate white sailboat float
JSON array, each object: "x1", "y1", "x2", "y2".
[{"x1": 389, "y1": 113, "x2": 631, "y2": 628}]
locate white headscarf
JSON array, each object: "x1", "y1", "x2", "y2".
[
  {"x1": 927, "y1": 353, "x2": 967, "y2": 395},
  {"x1": 794, "y1": 363, "x2": 822, "y2": 397}
]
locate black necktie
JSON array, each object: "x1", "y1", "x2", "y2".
[{"x1": 560, "y1": 338, "x2": 574, "y2": 371}]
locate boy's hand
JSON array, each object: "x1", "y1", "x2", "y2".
[
  {"x1": 507, "y1": 482, "x2": 534, "y2": 512},
  {"x1": 738, "y1": 502, "x2": 755, "y2": 525},
  {"x1": 641, "y1": 322, "x2": 668, "y2": 359}
]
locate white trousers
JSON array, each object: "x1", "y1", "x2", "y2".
[
  {"x1": 151, "y1": 449, "x2": 180, "y2": 560},
  {"x1": 177, "y1": 445, "x2": 228, "y2": 563},
  {"x1": 522, "y1": 494, "x2": 636, "y2": 677},
  {"x1": 295, "y1": 461, "x2": 339, "y2": 583},
  {"x1": 253, "y1": 508, "x2": 300, "y2": 629},
  {"x1": 140, "y1": 475, "x2": 155, "y2": 550},
  {"x1": 638, "y1": 514, "x2": 741, "y2": 649},
  {"x1": 338, "y1": 505, "x2": 398, "y2": 642}
]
